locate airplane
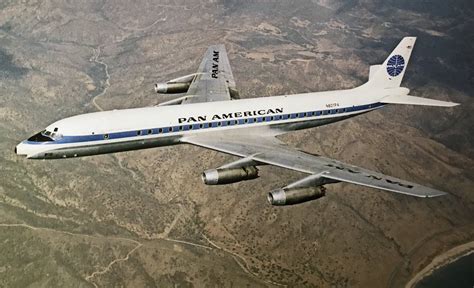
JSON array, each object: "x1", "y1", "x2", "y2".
[{"x1": 15, "y1": 37, "x2": 459, "y2": 206}]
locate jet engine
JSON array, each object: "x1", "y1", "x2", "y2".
[
  {"x1": 201, "y1": 166, "x2": 259, "y2": 185},
  {"x1": 267, "y1": 186, "x2": 326, "y2": 206},
  {"x1": 154, "y1": 73, "x2": 196, "y2": 94},
  {"x1": 154, "y1": 82, "x2": 190, "y2": 94}
]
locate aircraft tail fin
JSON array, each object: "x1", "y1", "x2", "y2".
[
  {"x1": 381, "y1": 95, "x2": 459, "y2": 107},
  {"x1": 363, "y1": 37, "x2": 416, "y2": 89}
]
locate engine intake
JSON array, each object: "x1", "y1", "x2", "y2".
[
  {"x1": 202, "y1": 167, "x2": 259, "y2": 185},
  {"x1": 154, "y1": 82, "x2": 191, "y2": 94},
  {"x1": 267, "y1": 187, "x2": 326, "y2": 206}
]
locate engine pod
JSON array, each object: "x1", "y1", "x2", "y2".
[
  {"x1": 202, "y1": 167, "x2": 259, "y2": 185},
  {"x1": 154, "y1": 82, "x2": 190, "y2": 94},
  {"x1": 267, "y1": 187, "x2": 326, "y2": 205}
]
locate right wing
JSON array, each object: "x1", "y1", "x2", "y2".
[
  {"x1": 182, "y1": 132, "x2": 447, "y2": 198},
  {"x1": 183, "y1": 45, "x2": 236, "y2": 104}
]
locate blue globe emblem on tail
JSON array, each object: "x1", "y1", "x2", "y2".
[{"x1": 386, "y1": 55, "x2": 405, "y2": 77}]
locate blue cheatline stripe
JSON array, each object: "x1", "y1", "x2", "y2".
[{"x1": 26, "y1": 102, "x2": 384, "y2": 145}]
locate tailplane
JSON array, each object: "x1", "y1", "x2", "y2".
[
  {"x1": 381, "y1": 94, "x2": 458, "y2": 107},
  {"x1": 363, "y1": 37, "x2": 417, "y2": 89}
]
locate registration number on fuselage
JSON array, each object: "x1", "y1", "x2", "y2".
[{"x1": 325, "y1": 103, "x2": 340, "y2": 108}]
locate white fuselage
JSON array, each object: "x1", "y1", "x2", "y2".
[{"x1": 15, "y1": 87, "x2": 397, "y2": 159}]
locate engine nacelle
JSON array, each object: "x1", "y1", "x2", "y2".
[
  {"x1": 201, "y1": 167, "x2": 259, "y2": 185},
  {"x1": 267, "y1": 186, "x2": 326, "y2": 206},
  {"x1": 154, "y1": 82, "x2": 190, "y2": 94},
  {"x1": 155, "y1": 73, "x2": 196, "y2": 94}
]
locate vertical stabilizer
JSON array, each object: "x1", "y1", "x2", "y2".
[{"x1": 364, "y1": 37, "x2": 416, "y2": 89}]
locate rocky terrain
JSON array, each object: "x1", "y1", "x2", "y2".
[{"x1": 0, "y1": 0, "x2": 473, "y2": 287}]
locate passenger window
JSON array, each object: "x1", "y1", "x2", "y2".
[
  {"x1": 137, "y1": 130, "x2": 142, "y2": 136},
  {"x1": 199, "y1": 124, "x2": 204, "y2": 129},
  {"x1": 158, "y1": 128, "x2": 163, "y2": 133},
  {"x1": 147, "y1": 129, "x2": 152, "y2": 134},
  {"x1": 179, "y1": 126, "x2": 183, "y2": 131},
  {"x1": 104, "y1": 134, "x2": 109, "y2": 139}
]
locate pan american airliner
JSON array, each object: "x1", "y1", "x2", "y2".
[{"x1": 16, "y1": 37, "x2": 459, "y2": 205}]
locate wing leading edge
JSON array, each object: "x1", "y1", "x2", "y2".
[{"x1": 181, "y1": 133, "x2": 447, "y2": 198}]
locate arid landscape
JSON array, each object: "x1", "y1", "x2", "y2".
[{"x1": 0, "y1": 0, "x2": 473, "y2": 287}]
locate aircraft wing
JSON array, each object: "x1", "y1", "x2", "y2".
[
  {"x1": 181, "y1": 133, "x2": 447, "y2": 198},
  {"x1": 183, "y1": 45, "x2": 236, "y2": 104}
]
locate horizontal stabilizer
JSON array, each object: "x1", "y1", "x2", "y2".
[{"x1": 381, "y1": 95, "x2": 459, "y2": 107}]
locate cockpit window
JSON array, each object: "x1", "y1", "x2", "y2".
[{"x1": 27, "y1": 130, "x2": 54, "y2": 142}]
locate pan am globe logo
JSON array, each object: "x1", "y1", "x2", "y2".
[{"x1": 386, "y1": 55, "x2": 405, "y2": 77}]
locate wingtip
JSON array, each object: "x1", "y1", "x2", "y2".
[{"x1": 425, "y1": 191, "x2": 449, "y2": 198}]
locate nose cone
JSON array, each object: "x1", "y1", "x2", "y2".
[
  {"x1": 15, "y1": 142, "x2": 25, "y2": 156},
  {"x1": 15, "y1": 141, "x2": 31, "y2": 157}
]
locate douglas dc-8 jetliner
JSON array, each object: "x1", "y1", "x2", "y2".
[{"x1": 16, "y1": 37, "x2": 459, "y2": 205}]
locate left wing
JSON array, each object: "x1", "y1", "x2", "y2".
[
  {"x1": 183, "y1": 45, "x2": 236, "y2": 104},
  {"x1": 182, "y1": 132, "x2": 447, "y2": 198}
]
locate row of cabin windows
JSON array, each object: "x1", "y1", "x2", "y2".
[{"x1": 101, "y1": 105, "x2": 373, "y2": 140}]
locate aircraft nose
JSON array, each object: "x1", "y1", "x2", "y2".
[{"x1": 15, "y1": 142, "x2": 28, "y2": 157}]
